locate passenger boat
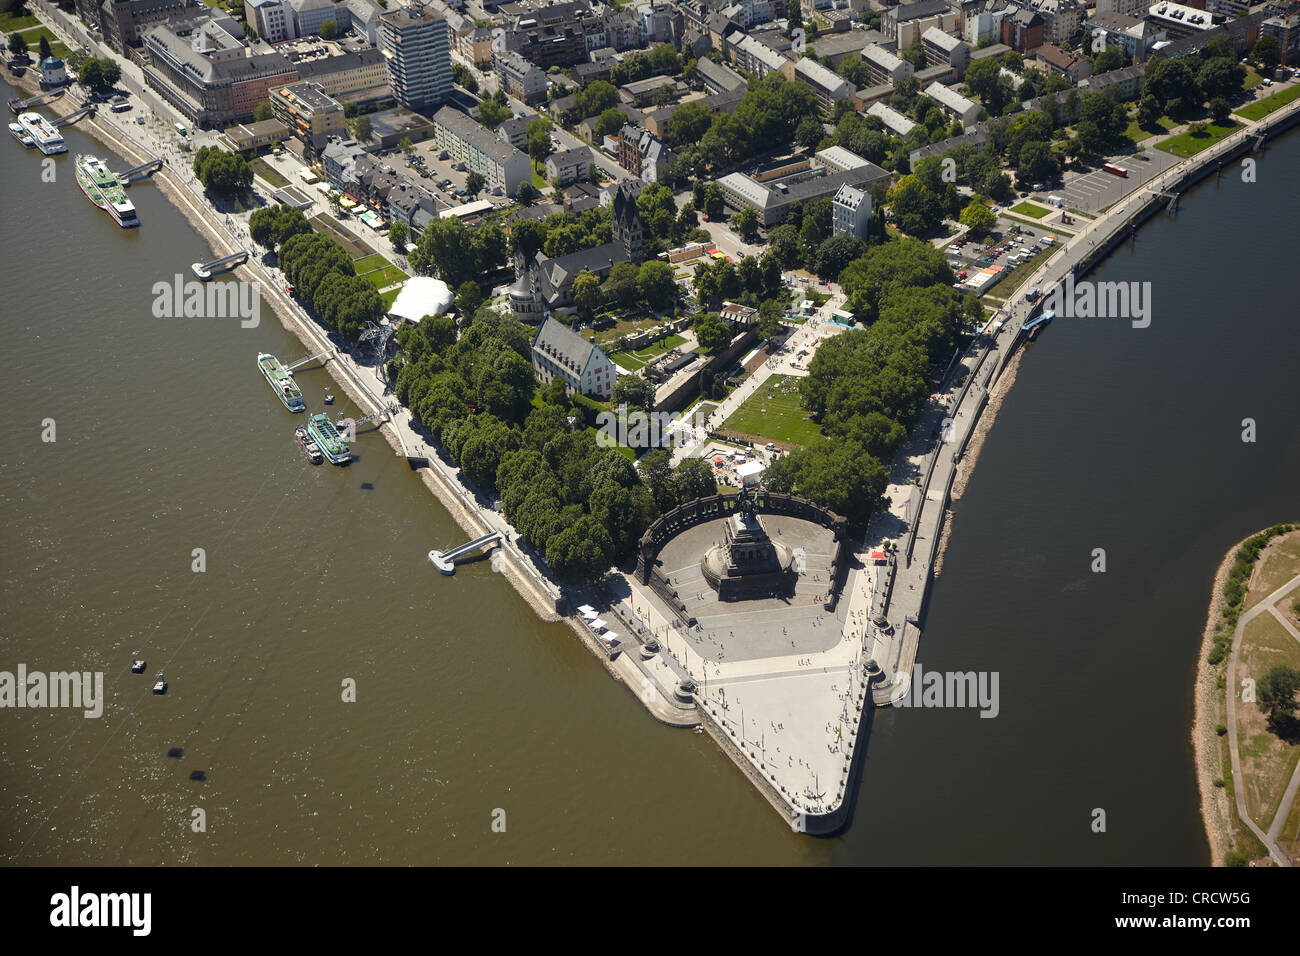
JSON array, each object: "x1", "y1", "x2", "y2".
[
  {"x1": 294, "y1": 426, "x2": 323, "y2": 464},
  {"x1": 257, "y1": 353, "x2": 306, "y2": 412},
  {"x1": 16, "y1": 111, "x2": 65, "y2": 155},
  {"x1": 8, "y1": 121, "x2": 34, "y2": 148},
  {"x1": 74, "y1": 153, "x2": 138, "y2": 227},
  {"x1": 307, "y1": 412, "x2": 350, "y2": 465}
]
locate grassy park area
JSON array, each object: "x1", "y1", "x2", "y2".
[
  {"x1": 1010, "y1": 202, "x2": 1051, "y2": 219},
  {"x1": 249, "y1": 158, "x2": 289, "y2": 188},
  {"x1": 0, "y1": 10, "x2": 39, "y2": 31},
  {"x1": 1235, "y1": 85, "x2": 1300, "y2": 121},
  {"x1": 1156, "y1": 120, "x2": 1240, "y2": 158},
  {"x1": 310, "y1": 213, "x2": 373, "y2": 259},
  {"x1": 721, "y1": 374, "x2": 822, "y2": 447},
  {"x1": 1123, "y1": 114, "x2": 1176, "y2": 143},
  {"x1": 608, "y1": 334, "x2": 686, "y2": 371}
]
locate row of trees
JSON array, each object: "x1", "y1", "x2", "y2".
[
  {"x1": 409, "y1": 215, "x2": 508, "y2": 289},
  {"x1": 761, "y1": 240, "x2": 976, "y2": 529},
  {"x1": 391, "y1": 307, "x2": 719, "y2": 585},
  {"x1": 278, "y1": 232, "x2": 383, "y2": 339}
]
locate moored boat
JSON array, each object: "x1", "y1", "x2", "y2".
[
  {"x1": 74, "y1": 153, "x2": 138, "y2": 227},
  {"x1": 257, "y1": 353, "x2": 306, "y2": 412},
  {"x1": 294, "y1": 426, "x2": 323, "y2": 464},
  {"x1": 8, "y1": 121, "x2": 34, "y2": 148},
  {"x1": 16, "y1": 111, "x2": 65, "y2": 155},
  {"x1": 307, "y1": 412, "x2": 350, "y2": 465}
]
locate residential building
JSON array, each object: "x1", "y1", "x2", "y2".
[
  {"x1": 379, "y1": 8, "x2": 452, "y2": 111},
  {"x1": 783, "y1": 57, "x2": 854, "y2": 109},
  {"x1": 643, "y1": 85, "x2": 745, "y2": 137},
  {"x1": 728, "y1": 32, "x2": 788, "y2": 77},
  {"x1": 1002, "y1": 7, "x2": 1045, "y2": 53},
  {"x1": 1085, "y1": 12, "x2": 1165, "y2": 61},
  {"x1": 862, "y1": 43, "x2": 913, "y2": 86},
  {"x1": 142, "y1": 18, "x2": 298, "y2": 127},
  {"x1": 617, "y1": 124, "x2": 676, "y2": 182},
  {"x1": 923, "y1": 81, "x2": 982, "y2": 125},
  {"x1": 286, "y1": 0, "x2": 337, "y2": 37},
  {"x1": 269, "y1": 81, "x2": 346, "y2": 152},
  {"x1": 546, "y1": 147, "x2": 591, "y2": 185},
  {"x1": 1260, "y1": 11, "x2": 1300, "y2": 65},
  {"x1": 498, "y1": 115, "x2": 530, "y2": 150},
  {"x1": 815, "y1": 145, "x2": 874, "y2": 174},
  {"x1": 510, "y1": 24, "x2": 589, "y2": 68},
  {"x1": 1145, "y1": 2, "x2": 1224, "y2": 41},
  {"x1": 908, "y1": 125, "x2": 990, "y2": 168},
  {"x1": 432, "y1": 106, "x2": 532, "y2": 195},
  {"x1": 887, "y1": 0, "x2": 960, "y2": 49},
  {"x1": 921, "y1": 26, "x2": 971, "y2": 72},
  {"x1": 528, "y1": 317, "x2": 618, "y2": 398},
  {"x1": 345, "y1": 0, "x2": 384, "y2": 44},
  {"x1": 696, "y1": 56, "x2": 747, "y2": 94},
  {"x1": 1096, "y1": 0, "x2": 1147, "y2": 17},
  {"x1": 245, "y1": 0, "x2": 292, "y2": 44},
  {"x1": 1033, "y1": 43, "x2": 1092, "y2": 80},
  {"x1": 809, "y1": 30, "x2": 887, "y2": 69},
  {"x1": 497, "y1": 49, "x2": 548, "y2": 104},
  {"x1": 832, "y1": 182, "x2": 871, "y2": 238},
  {"x1": 620, "y1": 74, "x2": 683, "y2": 107},
  {"x1": 1025, "y1": 0, "x2": 1082, "y2": 46},
  {"x1": 79, "y1": 0, "x2": 197, "y2": 56},
  {"x1": 1077, "y1": 63, "x2": 1145, "y2": 99},
  {"x1": 867, "y1": 101, "x2": 918, "y2": 136},
  {"x1": 223, "y1": 117, "x2": 291, "y2": 152}
]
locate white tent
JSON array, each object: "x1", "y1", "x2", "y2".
[
  {"x1": 577, "y1": 605, "x2": 595, "y2": 615},
  {"x1": 387, "y1": 277, "x2": 453, "y2": 322},
  {"x1": 736, "y1": 460, "x2": 765, "y2": 488},
  {"x1": 602, "y1": 632, "x2": 619, "y2": 644},
  {"x1": 590, "y1": 619, "x2": 607, "y2": 631}
]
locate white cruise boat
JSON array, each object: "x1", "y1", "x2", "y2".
[{"x1": 16, "y1": 112, "x2": 65, "y2": 155}]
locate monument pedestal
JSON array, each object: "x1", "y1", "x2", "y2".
[{"x1": 701, "y1": 511, "x2": 796, "y2": 600}]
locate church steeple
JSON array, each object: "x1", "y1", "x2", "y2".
[{"x1": 611, "y1": 182, "x2": 644, "y2": 263}]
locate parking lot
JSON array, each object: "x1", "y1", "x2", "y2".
[
  {"x1": 943, "y1": 216, "x2": 1063, "y2": 285},
  {"x1": 1057, "y1": 149, "x2": 1181, "y2": 213},
  {"x1": 405, "y1": 140, "x2": 515, "y2": 212}
]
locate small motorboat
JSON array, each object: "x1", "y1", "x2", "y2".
[
  {"x1": 152, "y1": 672, "x2": 168, "y2": 695},
  {"x1": 131, "y1": 658, "x2": 147, "y2": 673},
  {"x1": 323, "y1": 392, "x2": 335, "y2": 405},
  {"x1": 294, "y1": 426, "x2": 323, "y2": 464},
  {"x1": 335, "y1": 414, "x2": 349, "y2": 431}
]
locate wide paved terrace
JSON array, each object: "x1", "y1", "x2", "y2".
[{"x1": 625, "y1": 515, "x2": 876, "y2": 824}]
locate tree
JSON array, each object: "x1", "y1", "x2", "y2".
[
  {"x1": 1198, "y1": 56, "x2": 1245, "y2": 101},
  {"x1": 651, "y1": 82, "x2": 676, "y2": 108},
  {"x1": 398, "y1": 136, "x2": 415, "y2": 156},
  {"x1": 192, "y1": 146, "x2": 253, "y2": 199},
  {"x1": 602, "y1": 261, "x2": 641, "y2": 308},
  {"x1": 465, "y1": 171, "x2": 487, "y2": 197},
  {"x1": 734, "y1": 205, "x2": 760, "y2": 243},
  {"x1": 249, "y1": 205, "x2": 312, "y2": 252},
  {"x1": 354, "y1": 115, "x2": 372, "y2": 142},
  {"x1": 1252, "y1": 36, "x2": 1281, "y2": 72},
  {"x1": 887, "y1": 175, "x2": 945, "y2": 236},
  {"x1": 572, "y1": 269, "x2": 602, "y2": 318},
  {"x1": 1257, "y1": 666, "x2": 1300, "y2": 722},
  {"x1": 452, "y1": 62, "x2": 479, "y2": 95},
  {"x1": 640, "y1": 449, "x2": 677, "y2": 512},
  {"x1": 812, "y1": 235, "x2": 866, "y2": 280},
  {"x1": 388, "y1": 221, "x2": 408, "y2": 249},
  {"x1": 637, "y1": 260, "x2": 677, "y2": 310},
  {"x1": 787, "y1": 0, "x2": 802, "y2": 40},
  {"x1": 958, "y1": 201, "x2": 996, "y2": 239},
  {"x1": 575, "y1": 81, "x2": 619, "y2": 121},
  {"x1": 674, "y1": 457, "x2": 717, "y2": 502},
  {"x1": 77, "y1": 57, "x2": 121, "y2": 93},
  {"x1": 253, "y1": 101, "x2": 274, "y2": 122},
  {"x1": 455, "y1": 280, "x2": 483, "y2": 316},
  {"x1": 516, "y1": 182, "x2": 539, "y2": 205},
  {"x1": 526, "y1": 117, "x2": 554, "y2": 172},
  {"x1": 1016, "y1": 140, "x2": 1058, "y2": 184},
  {"x1": 8, "y1": 33, "x2": 28, "y2": 57},
  {"x1": 476, "y1": 92, "x2": 512, "y2": 129},
  {"x1": 612, "y1": 374, "x2": 655, "y2": 412},
  {"x1": 767, "y1": 223, "x2": 803, "y2": 269},
  {"x1": 795, "y1": 115, "x2": 824, "y2": 152},
  {"x1": 1136, "y1": 95, "x2": 1162, "y2": 129},
  {"x1": 319, "y1": 19, "x2": 337, "y2": 41},
  {"x1": 38, "y1": 34, "x2": 50, "y2": 61},
  {"x1": 546, "y1": 515, "x2": 614, "y2": 585},
  {"x1": 663, "y1": 100, "x2": 712, "y2": 148},
  {"x1": 839, "y1": 56, "x2": 871, "y2": 90},
  {"x1": 593, "y1": 107, "x2": 626, "y2": 141},
  {"x1": 694, "y1": 312, "x2": 732, "y2": 353},
  {"x1": 1209, "y1": 96, "x2": 1231, "y2": 125}
]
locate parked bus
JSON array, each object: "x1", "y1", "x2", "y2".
[
  {"x1": 1101, "y1": 162, "x2": 1128, "y2": 178},
  {"x1": 173, "y1": 121, "x2": 187, "y2": 137}
]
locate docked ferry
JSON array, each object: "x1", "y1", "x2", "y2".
[
  {"x1": 74, "y1": 154, "x2": 138, "y2": 227},
  {"x1": 8, "y1": 121, "x2": 34, "y2": 148},
  {"x1": 306, "y1": 412, "x2": 350, "y2": 465},
  {"x1": 16, "y1": 112, "x2": 65, "y2": 155},
  {"x1": 257, "y1": 353, "x2": 306, "y2": 412}
]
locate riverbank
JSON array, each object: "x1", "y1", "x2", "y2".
[{"x1": 1194, "y1": 536, "x2": 1246, "y2": 867}]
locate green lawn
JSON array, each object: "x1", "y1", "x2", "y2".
[
  {"x1": 380, "y1": 287, "x2": 401, "y2": 311},
  {"x1": 1123, "y1": 114, "x2": 1176, "y2": 143},
  {"x1": 249, "y1": 158, "x2": 288, "y2": 188},
  {"x1": 359, "y1": 265, "x2": 409, "y2": 289},
  {"x1": 0, "y1": 10, "x2": 39, "y2": 31},
  {"x1": 1156, "y1": 120, "x2": 1241, "y2": 158},
  {"x1": 16, "y1": 25, "x2": 71, "y2": 60},
  {"x1": 1235, "y1": 85, "x2": 1300, "y2": 121},
  {"x1": 1010, "y1": 202, "x2": 1051, "y2": 219},
  {"x1": 353, "y1": 253, "x2": 394, "y2": 273},
  {"x1": 721, "y1": 374, "x2": 822, "y2": 448},
  {"x1": 608, "y1": 334, "x2": 687, "y2": 371},
  {"x1": 1243, "y1": 66, "x2": 1265, "y2": 90}
]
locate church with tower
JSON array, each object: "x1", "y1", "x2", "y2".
[{"x1": 508, "y1": 182, "x2": 645, "y2": 323}]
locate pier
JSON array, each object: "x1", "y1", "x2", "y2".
[
  {"x1": 52, "y1": 104, "x2": 94, "y2": 127},
  {"x1": 285, "y1": 349, "x2": 330, "y2": 372},
  {"x1": 428, "y1": 532, "x2": 503, "y2": 575},
  {"x1": 192, "y1": 250, "x2": 248, "y2": 279},
  {"x1": 115, "y1": 157, "x2": 163, "y2": 185},
  {"x1": 7, "y1": 89, "x2": 61, "y2": 113}
]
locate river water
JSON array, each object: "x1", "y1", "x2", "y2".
[{"x1": 1, "y1": 84, "x2": 1296, "y2": 865}]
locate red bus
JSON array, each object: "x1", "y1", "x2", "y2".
[{"x1": 1101, "y1": 162, "x2": 1128, "y2": 178}]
